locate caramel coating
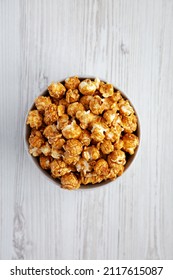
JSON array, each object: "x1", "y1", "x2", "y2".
[
  {"x1": 78, "y1": 130, "x2": 91, "y2": 146},
  {"x1": 66, "y1": 89, "x2": 80, "y2": 103},
  {"x1": 118, "y1": 99, "x2": 134, "y2": 116},
  {"x1": 80, "y1": 95, "x2": 93, "y2": 110},
  {"x1": 40, "y1": 142, "x2": 51, "y2": 156},
  {"x1": 62, "y1": 120, "x2": 82, "y2": 139},
  {"x1": 39, "y1": 155, "x2": 52, "y2": 170},
  {"x1": 94, "y1": 159, "x2": 109, "y2": 175},
  {"x1": 79, "y1": 79, "x2": 97, "y2": 95},
  {"x1": 50, "y1": 159, "x2": 71, "y2": 178},
  {"x1": 99, "y1": 83, "x2": 114, "y2": 97},
  {"x1": 67, "y1": 102, "x2": 84, "y2": 117},
  {"x1": 57, "y1": 114, "x2": 69, "y2": 130},
  {"x1": 89, "y1": 96, "x2": 105, "y2": 115},
  {"x1": 27, "y1": 110, "x2": 42, "y2": 129},
  {"x1": 35, "y1": 96, "x2": 52, "y2": 112},
  {"x1": 29, "y1": 129, "x2": 44, "y2": 148},
  {"x1": 100, "y1": 140, "x2": 114, "y2": 154},
  {"x1": 107, "y1": 150, "x2": 126, "y2": 167},
  {"x1": 122, "y1": 133, "x2": 139, "y2": 155},
  {"x1": 44, "y1": 104, "x2": 58, "y2": 125},
  {"x1": 63, "y1": 151, "x2": 80, "y2": 165},
  {"x1": 65, "y1": 76, "x2": 80, "y2": 90},
  {"x1": 61, "y1": 173, "x2": 80, "y2": 190},
  {"x1": 48, "y1": 82, "x2": 66, "y2": 99},
  {"x1": 27, "y1": 77, "x2": 139, "y2": 189},
  {"x1": 121, "y1": 114, "x2": 137, "y2": 133},
  {"x1": 76, "y1": 110, "x2": 96, "y2": 129},
  {"x1": 82, "y1": 146, "x2": 100, "y2": 161},
  {"x1": 64, "y1": 139, "x2": 83, "y2": 156}
]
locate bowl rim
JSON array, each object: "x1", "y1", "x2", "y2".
[{"x1": 24, "y1": 76, "x2": 141, "y2": 191}]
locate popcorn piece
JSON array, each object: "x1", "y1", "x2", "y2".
[
  {"x1": 35, "y1": 96, "x2": 52, "y2": 112},
  {"x1": 118, "y1": 99, "x2": 134, "y2": 116},
  {"x1": 61, "y1": 173, "x2": 80, "y2": 190},
  {"x1": 64, "y1": 139, "x2": 83, "y2": 156},
  {"x1": 94, "y1": 78, "x2": 100, "y2": 89},
  {"x1": 82, "y1": 146, "x2": 100, "y2": 161},
  {"x1": 99, "y1": 83, "x2": 114, "y2": 97},
  {"x1": 39, "y1": 155, "x2": 52, "y2": 170},
  {"x1": 79, "y1": 79, "x2": 97, "y2": 95},
  {"x1": 91, "y1": 121, "x2": 108, "y2": 142},
  {"x1": 108, "y1": 150, "x2": 126, "y2": 167},
  {"x1": 80, "y1": 95, "x2": 93, "y2": 110},
  {"x1": 89, "y1": 95, "x2": 105, "y2": 115},
  {"x1": 58, "y1": 98, "x2": 69, "y2": 108},
  {"x1": 76, "y1": 158, "x2": 92, "y2": 175},
  {"x1": 65, "y1": 76, "x2": 80, "y2": 90},
  {"x1": 105, "y1": 124, "x2": 123, "y2": 142},
  {"x1": 107, "y1": 164, "x2": 124, "y2": 179},
  {"x1": 122, "y1": 133, "x2": 139, "y2": 155},
  {"x1": 66, "y1": 89, "x2": 80, "y2": 103},
  {"x1": 40, "y1": 142, "x2": 51, "y2": 156},
  {"x1": 63, "y1": 151, "x2": 80, "y2": 165},
  {"x1": 51, "y1": 146, "x2": 63, "y2": 159},
  {"x1": 26, "y1": 110, "x2": 42, "y2": 129},
  {"x1": 121, "y1": 114, "x2": 137, "y2": 133},
  {"x1": 29, "y1": 147, "x2": 41, "y2": 157},
  {"x1": 67, "y1": 102, "x2": 84, "y2": 117},
  {"x1": 50, "y1": 159, "x2": 71, "y2": 178},
  {"x1": 44, "y1": 104, "x2": 58, "y2": 125},
  {"x1": 94, "y1": 159, "x2": 109, "y2": 175},
  {"x1": 48, "y1": 82, "x2": 66, "y2": 99},
  {"x1": 78, "y1": 130, "x2": 91, "y2": 146},
  {"x1": 52, "y1": 138, "x2": 65, "y2": 149},
  {"x1": 57, "y1": 114, "x2": 69, "y2": 130},
  {"x1": 100, "y1": 140, "x2": 114, "y2": 154},
  {"x1": 43, "y1": 124, "x2": 62, "y2": 145},
  {"x1": 114, "y1": 139, "x2": 124, "y2": 150},
  {"x1": 57, "y1": 105, "x2": 65, "y2": 117},
  {"x1": 103, "y1": 110, "x2": 120, "y2": 126},
  {"x1": 29, "y1": 129, "x2": 44, "y2": 148},
  {"x1": 62, "y1": 120, "x2": 82, "y2": 139},
  {"x1": 80, "y1": 172, "x2": 105, "y2": 185},
  {"x1": 76, "y1": 110, "x2": 96, "y2": 129}
]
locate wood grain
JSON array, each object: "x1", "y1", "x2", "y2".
[{"x1": 0, "y1": 0, "x2": 173, "y2": 259}]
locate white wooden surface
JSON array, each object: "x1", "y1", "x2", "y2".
[{"x1": 0, "y1": 0, "x2": 173, "y2": 260}]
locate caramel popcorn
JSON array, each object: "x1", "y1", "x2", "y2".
[
  {"x1": 100, "y1": 140, "x2": 114, "y2": 154},
  {"x1": 64, "y1": 139, "x2": 83, "y2": 156},
  {"x1": 66, "y1": 89, "x2": 80, "y2": 103},
  {"x1": 27, "y1": 76, "x2": 139, "y2": 189},
  {"x1": 99, "y1": 83, "x2": 114, "y2": 97},
  {"x1": 107, "y1": 150, "x2": 126, "y2": 167},
  {"x1": 48, "y1": 82, "x2": 66, "y2": 99},
  {"x1": 67, "y1": 102, "x2": 84, "y2": 117},
  {"x1": 94, "y1": 159, "x2": 109, "y2": 175},
  {"x1": 122, "y1": 133, "x2": 139, "y2": 155},
  {"x1": 79, "y1": 79, "x2": 97, "y2": 95},
  {"x1": 65, "y1": 76, "x2": 80, "y2": 90},
  {"x1": 82, "y1": 146, "x2": 100, "y2": 161},
  {"x1": 35, "y1": 96, "x2": 52, "y2": 112},
  {"x1": 44, "y1": 104, "x2": 58, "y2": 125},
  {"x1": 27, "y1": 110, "x2": 42, "y2": 129},
  {"x1": 50, "y1": 159, "x2": 71, "y2": 178},
  {"x1": 29, "y1": 129, "x2": 44, "y2": 148},
  {"x1": 39, "y1": 155, "x2": 52, "y2": 170},
  {"x1": 62, "y1": 120, "x2": 82, "y2": 139},
  {"x1": 61, "y1": 173, "x2": 80, "y2": 190}
]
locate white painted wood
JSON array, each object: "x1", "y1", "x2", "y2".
[{"x1": 0, "y1": 0, "x2": 173, "y2": 259}]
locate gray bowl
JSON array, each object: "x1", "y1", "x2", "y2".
[{"x1": 24, "y1": 77, "x2": 140, "y2": 190}]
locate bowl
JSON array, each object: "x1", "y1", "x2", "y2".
[{"x1": 24, "y1": 77, "x2": 140, "y2": 190}]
